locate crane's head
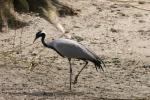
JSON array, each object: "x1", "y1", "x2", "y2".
[{"x1": 33, "y1": 30, "x2": 45, "y2": 43}]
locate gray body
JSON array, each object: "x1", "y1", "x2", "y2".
[{"x1": 48, "y1": 39, "x2": 96, "y2": 61}]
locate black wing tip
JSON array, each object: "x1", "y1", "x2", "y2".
[
  {"x1": 94, "y1": 59, "x2": 106, "y2": 72},
  {"x1": 100, "y1": 59, "x2": 106, "y2": 68}
]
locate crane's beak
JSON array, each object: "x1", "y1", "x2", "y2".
[{"x1": 33, "y1": 38, "x2": 37, "y2": 43}]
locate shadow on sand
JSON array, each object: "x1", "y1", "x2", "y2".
[
  {"x1": 3, "y1": 90, "x2": 146, "y2": 100},
  {"x1": 5, "y1": 90, "x2": 84, "y2": 97}
]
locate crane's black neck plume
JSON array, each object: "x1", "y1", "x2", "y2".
[
  {"x1": 40, "y1": 33, "x2": 48, "y2": 47},
  {"x1": 41, "y1": 33, "x2": 54, "y2": 49}
]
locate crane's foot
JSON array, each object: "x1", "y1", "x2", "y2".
[{"x1": 73, "y1": 76, "x2": 78, "y2": 84}]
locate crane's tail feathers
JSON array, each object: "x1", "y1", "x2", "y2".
[
  {"x1": 94, "y1": 59, "x2": 105, "y2": 72},
  {"x1": 98, "y1": 59, "x2": 106, "y2": 68}
]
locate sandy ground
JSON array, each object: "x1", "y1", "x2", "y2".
[{"x1": 0, "y1": 0, "x2": 150, "y2": 99}]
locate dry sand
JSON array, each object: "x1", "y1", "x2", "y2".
[{"x1": 0, "y1": 0, "x2": 150, "y2": 99}]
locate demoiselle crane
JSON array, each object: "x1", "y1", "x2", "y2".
[{"x1": 33, "y1": 31, "x2": 105, "y2": 90}]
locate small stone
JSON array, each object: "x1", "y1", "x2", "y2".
[
  {"x1": 31, "y1": 53, "x2": 37, "y2": 56},
  {"x1": 110, "y1": 28, "x2": 118, "y2": 33},
  {"x1": 138, "y1": 1, "x2": 145, "y2": 4},
  {"x1": 56, "y1": 66, "x2": 62, "y2": 70},
  {"x1": 117, "y1": 12, "x2": 126, "y2": 17},
  {"x1": 110, "y1": 4, "x2": 118, "y2": 8},
  {"x1": 94, "y1": 24, "x2": 101, "y2": 28},
  {"x1": 139, "y1": 20, "x2": 145, "y2": 23},
  {"x1": 134, "y1": 14, "x2": 143, "y2": 17}
]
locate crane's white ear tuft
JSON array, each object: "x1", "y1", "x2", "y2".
[
  {"x1": 37, "y1": 29, "x2": 47, "y2": 34},
  {"x1": 38, "y1": 28, "x2": 44, "y2": 33},
  {"x1": 42, "y1": 30, "x2": 46, "y2": 34}
]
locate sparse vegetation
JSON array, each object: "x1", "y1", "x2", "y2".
[{"x1": 0, "y1": 0, "x2": 77, "y2": 33}]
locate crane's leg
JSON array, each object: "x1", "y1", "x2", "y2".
[
  {"x1": 95, "y1": 65, "x2": 98, "y2": 72},
  {"x1": 68, "y1": 58, "x2": 72, "y2": 90},
  {"x1": 73, "y1": 61, "x2": 88, "y2": 84}
]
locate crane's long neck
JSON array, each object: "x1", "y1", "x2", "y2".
[
  {"x1": 41, "y1": 35, "x2": 48, "y2": 47},
  {"x1": 41, "y1": 33, "x2": 53, "y2": 49},
  {"x1": 40, "y1": 33, "x2": 63, "y2": 57}
]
